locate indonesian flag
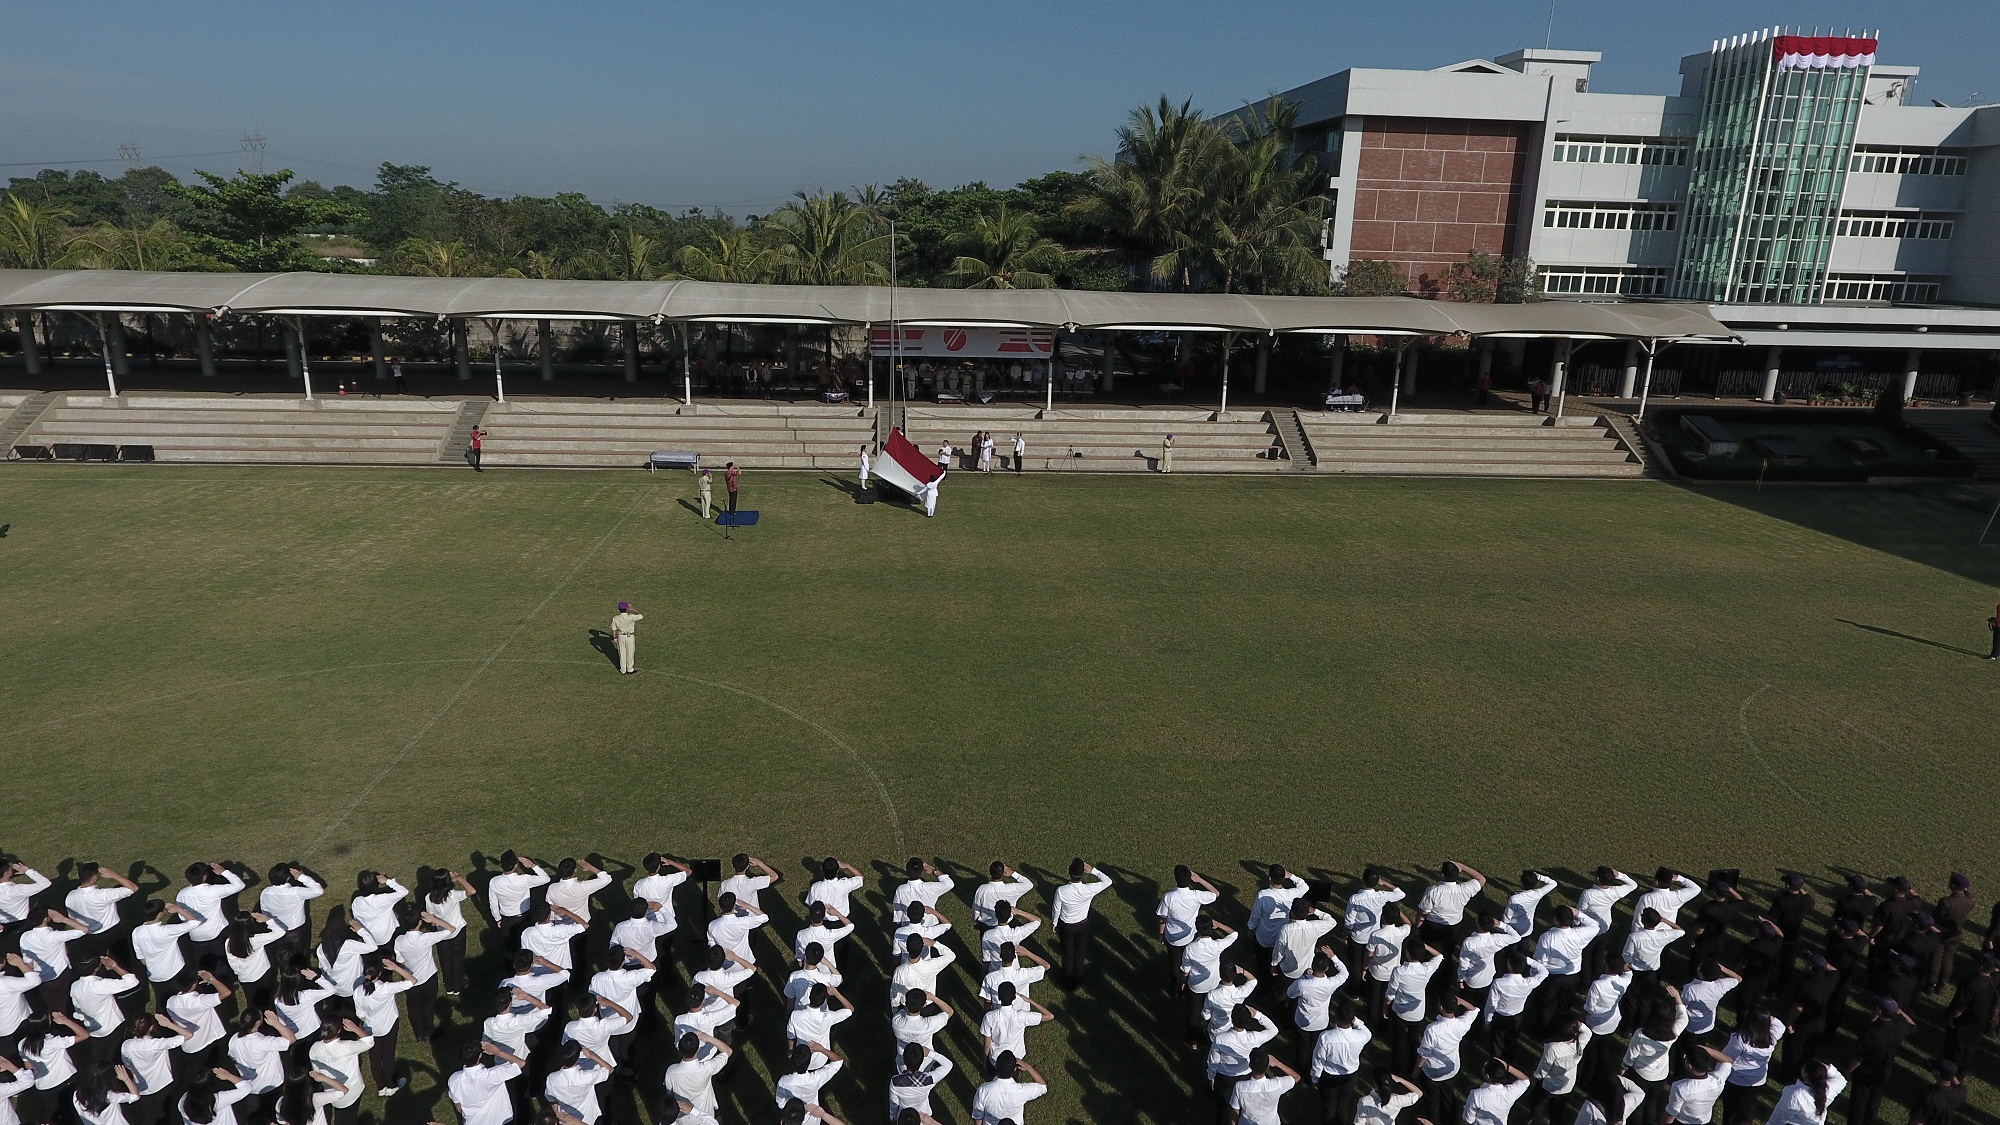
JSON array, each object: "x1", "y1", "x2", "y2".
[
  {"x1": 872, "y1": 427, "x2": 942, "y2": 500},
  {"x1": 1773, "y1": 35, "x2": 1877, "y2": 70}
]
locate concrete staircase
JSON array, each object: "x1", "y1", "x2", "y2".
[
  {"x1": 1299, "y1": 411, "x2": 1643, "y2": 477},
  {"x1": 19, "y1": 393, "x2": 460, "y2": 464},
  {"x1": 0, "y1": 393, "x2": 51, "y2": 453},
  {"x1": 1908, "y1": 410, "x2": 2000, "y2": 480},
  {"x1": 1272, "y1": 409, "x2": 1316, "y2": 470},
  {"x1": 477, "y1": 401, "x2": 873, "y2": 469},
  {"x1": 439, "y1": 400, "x2": 490, "y2": 464},
  {"x1": 902, "y1": 406, "x2": 1288, "y2": 472}
]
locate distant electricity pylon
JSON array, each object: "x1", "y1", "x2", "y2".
[
  {"x1": 118, "y1": 140, "x2": 140, "y2": 167},
  {"x1": 240, "y1": 130, "x2": 266, "y2": 174}
]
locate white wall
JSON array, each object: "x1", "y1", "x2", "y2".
[
  {"x1": 1941, "y1": 107, "x2": 2000, "y2": 304},
  {"x1": 1828, "y1": 235, "x2": 1956, "y2": 274}
]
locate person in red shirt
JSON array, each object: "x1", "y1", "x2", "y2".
[
  {"x1": 467, "y1": 426, "x2": 485, "y2": 473},
  {"x1": 724, "y1": 462, "x2": 741, "y2": 513}
]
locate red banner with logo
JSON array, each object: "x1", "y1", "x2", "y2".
[{"x1": 869, "y1": 327, "x2": 1053, "y2": 358}]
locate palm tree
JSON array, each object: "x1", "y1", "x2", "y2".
[
  {"x1": 762, "y1": 190, "x2": 889, "y2": 285},
  {"x1": 400, "y1": 238, "x2": 471, "y2": 277},
  {"x1": 68, "y1": 219, "x2": 186, "y2": 272},
  {"x1": 672, "y1": 231, "x2": 777, "y2": 284},
  {"x1": 1203, "y1": 98, "x2": 1328, "y2": 294},
  {"x1": 1072, "y1": 96, "x2": 1229, "y2": 290},
  {"x1": 0, "y1": 194, "x2": 81, "y2": 269},
  {"x1": 946, "y1": 205, "x2": 1067, "y2": 289},
  {"x1": 607, "y1": 226, "x2": 659, "y2": 282}
]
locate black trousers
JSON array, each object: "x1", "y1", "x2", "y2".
[
  {"x1": 1721, "y1": 1083, "x2": 1760, "y2": 1125},
  {"x1": 438, "y1": 929, "x2": 469, "y2": 993},
  {"x1": 1058, "y1": 919, "x2": 1090, "y2": 986},
  {"x1": 369, "y1": 1023, "x2": 400, "y2": 1090},
  {"x1": 1013, "y1": 453, "x2": 1022, "y2": 473},
  {"x1": 1388, "y1": 1017, "x2": 1421, "y2": 1075},
  {"x1": 1212, "y1": 1074, "x2": 1243, "y2": 1125},
  {"x1": 1422, "y1": 1073, "x2": 1460, "y2": 1125},
  {"x1": 407, "y1": 976, "x2": 439, "y2": 1040},
  {"x1": 726, "y1": 489, "x2": 738, "y2": 513},
  {"x1": 1945, "y1": 1022, "x2": 1985, "y2": 1073},
  {"x1": 1187, "y1": 989, "x2": 1210, "y2": 1046},
  {"x1": 1318, "y1": 1072, "x2": 1359, "y2": 1125},
  {"x1": 1847, "y1": 1078, "x2": 1887, "y2": 1125},
  {"x1": 1487, "y1": 1010, "x2": 1524, "y2": 1063},
  {"x1": 1525, "y1": 1086, "x2": 1572, "y2": 1125}
]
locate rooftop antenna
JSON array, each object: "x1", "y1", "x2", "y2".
[
  {"x1": 1544, "y1": 0, "x2": 1556, "y2": 49},
  {"x1": 117, "y1": 140, "x2": 140, "y2": 168},
  {"x1": 240, "y1": 129, "x2": 266, "y2": 174}
]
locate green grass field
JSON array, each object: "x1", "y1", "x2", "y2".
[{"x1": 3, "y1": 465, "x2": 1999, "y2": 1125}]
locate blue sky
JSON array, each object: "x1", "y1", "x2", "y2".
[{"x1": 4, "y1": 1, "x2": 1993, "y2": 214}]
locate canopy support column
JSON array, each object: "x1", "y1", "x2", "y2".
[
  {"x1": 624, "y1": 324, "x2": 639, "y2": 383},
  {"x1": 287, "y1": 317, "x2": 314, "y2": 401},
  {"x1": 1759, "y1": 346, "x2": 1781, "y2": 402},
  {"x1": 1401, "y1": 343, "x2": 1419, "y2": 396},
  {"x1": 1620, "y1": 340, "x2": 1640, "y2": 398},
  {"x1": 366, "y1": 319, "x2": 385, "y2": 380},
  {"x1": 1101, "y1": 331, "x2": 1115, "y2": 392},
  {"x1": 452, "y1": 319, "x2": 470, "y2": 381},
  {"x1": 92, "y1": 316, "x2": 119, "y2": 398},
  {"x1": 1551, "y1": 338, "x2": 1571, "y2": 420},
  {"x1": 1328, "y1": 334, "x2": 1346, "y2": 391},
  {"x1": 1218, "y1": 333, "x2": 1233, "y2": 417},
  {"x1": 1902, "y1": 348, "x2": 1921, "y2": 403},
  {"x1": 1045, "y1": 332, "x2": 1061, "y2": 415},
  {"x1": 538, "y1": 320, "x2": 554, "y2": 381},
  {"x1": 1636, "y1": 340, "x2": 1660, "y2": 422},
  {"x1": 107, "y1": 319, "x2": 130, "y2": 382},
  {"x1": 282, "y1": 321, "x2": 304, "y2": 388},
  {"x1": 194, "y1": 315, "x2": 216, "y2": 378},
  {"x1": 1253, "y1": 334, "x2": 1270, "y2": 395},
  {"x1": 680, "y1": 323, "x2": 693, "y2": 408},
  {"x1": 16, "y1": 311, "x2": 40, "y2": 376},
  {"x1": 487, "y1": 321, "x2": 506, "y2": 404},
  {"x1": 1388, "y1": 339, "x2": 1411, "y2": 418},
  {"x1": 864, "y1": 323, "x2": 874, "y2": 410}
]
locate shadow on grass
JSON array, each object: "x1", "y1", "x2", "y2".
[
  {"x1": 1676, "y1": 480, "x2": 2000, "y2": 587},
  {"x1": 1837, "y1": 618, "x2": 1989, "y2": 659},
  {"x1": 586, "y1": 629, "x2": 620, "y2": 669}
]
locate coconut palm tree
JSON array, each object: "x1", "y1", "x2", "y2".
[
  {"x1": 1071, "y1": 96, "x2": 1229, "y2": 290},
  {"x1": 607, "y1": 226, "x2": 659, "y2": 282},
  {"x1": 68, "y1": 219, "x2": 187, "y2": 272},
  {"x1": 1202, "y1": 98, "x2": 1328, "y2": 294},
  {"x1": 672, "y1": 230, "x2": 777, "y2": 284},
  {"x1": 946, "y1": 205, "x2": 1067, "y2": 289},
  {"x1": 762, "y1": 190, "x2": 889, "y2": 286},
  {"x1": 0, "y1": 194, "x2": 81, "y2": 269},
  {"x1": 400, "y1": 238, "x2": 472, "y2": 277}
]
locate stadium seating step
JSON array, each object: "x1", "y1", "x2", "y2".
[{"x1": 440, "y1": 400, "x2": 491, "y2": 463}]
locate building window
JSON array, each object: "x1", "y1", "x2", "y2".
[
  {"x1": 1540, "y1": 266, "x2": 1672, "y2": 296},
  {"x1": 1550, "y1": 134, "x2": 1691, "y2": 166},
  {"x1": 1824, "y1": 273, "x2": 1943, "y2": 302},
  {"x1": 1848, "y1": 146, "x2": 1968, "y2": 176},
  {"x1": 1834, "y1": 210, "x2": 1955, "y2": 239},
  {"x1": 1542, "y1": 201, "x2": 1679, "y2": 231}
]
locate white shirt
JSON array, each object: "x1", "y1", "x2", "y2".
[
  {"x1": 1248, "y1": 877, "x2": 1309, "y2": 946},
  {"x1": 545, "y1": 873, "x2": 612, "y2": 921},
  {"x1": 1583, "y1": 971, "x2": 1634, "y2": 1035},
  {"x1": 308, "y1": 1035, "x2": 375, "y2": 1109},
  {"x1": 892, "y1": 1007, "x2": 950, "y2": 1051},
  {"x1": 980, "y1": 1003, "x2": 1044, "y2": 1061},
  {"x1": 1287, "y1": 962, "x2": 1350, "y2": 1032},
  {"x1": 1484, "y1": 961, "x2": 1550, "y2": 1020},
  {"x1": 1459, "y1": 929, "x2": 1523, "y2": 989},
  {"x1": 0, "y1": 973, "x2": 37, "y2": 1035},
  {"x1": 488, "y1": 866, "x2": 549, "y2": 920},
  {"x1": 424, "y1": 887, "x2": 470, "y2": 932},
  {"x1": 1204, "y1": 978, "x2": 1260, "y2": 1038},
  {"x1": 1387, "y1": 954, "x2": 1444, "y2": 1022},
  {"x1": 1208, "y1": 1011, "x2": 1279, "y2": 1079},
  {"x1": 1311, "y1": 1021, "x2": 1372, "y2": 1081},
  {"x1": 774, "y1": 1059, "x2": 842, "y2": 1108},
  {"x1": 227, "y1": 918, "x2": 290, "y2": 984},
  {"x1": 132, "y1": 919, "x2": 198, "y2": 981},
  {"x1": 1356, "y1": 1085, "x2": 1421, "y2": 1125},
  {"x1": 804, "y1": 874, "x2": 865, "y2": 918},
  {"x1": 64, "y1": 885, "x2": 133, "y2": 934},
  {"x1": 259, "y1": 877, "x2": 325, "y2": 932},
  {"x1": 20, "y1": 926, "x2": 84, "y2": 981},
  {"x1": 892, "y1": 874, "x2": 956, "y2": 917},
  {"x1": 522, "y1": 918, "x2": 586, "y2": 971},
  {"x1": 1419, "y1": 878, "x2": 1484, "y2": 926},
  {"x1": 1576, "y1": 1077, "x2": 1646, "y2": 1125},
  {"x1": 973, "y1": 873, "x2": 1036, "y2": 928},
  {"x1": 1623, "y1": 1002, "x2": 1689, "y2": 1082},
  {"x1": 24, "y1": 1027, "x2": 82, "y2": 1090},
  {"x1": 1623, "y1": 922, "x2": 1685, "y2": 973},
  {"x1": 229, "y1": 1032, "x2": 290, "y2": 1094},
  {"x1": 166, "y1": 988, "x2": 226, "y2": 1052},
  {"x1": 982, "y1": 919, "x2": 1040, "y2": 967},
  {"x1": 1683, "y1": 977, "x2": 1741, "y2": 1035},
  {"x1": 1052, "y1": 870, "x2": 1114, "y2": 924},
  {"x1": 972, "y1": 1078, "x2": 1047, "y2": 1125},
  {"x1": 1635, "y1": 877, "x2": 1704, "y2": 927},
  {"x1": 70, "y1": 972, "x2": 138, "y2": 1036},
  {"x1": 1367, "y1": 922, "x2": 1411, "y2": 982},
  {"x1": 1274, "y1": 912, "x2": 1340, "y2": 978},
  {"x1": 1766, "y1": 1069, "x2": 1847, "y2": 1125},
  {"x1": 176, "y1": 871, "x2": 247, "y2": 941},
  {"x1": 394, "y1": 925, "x2": 455, "y2": 985},
  {"x1": 483, "y1": 1009, "x2": 543, "y2": 1057},
  {"x1": 1535, "y1": 916, "x2": 1605, "y2": 976},
  {"x1": 611, "y1": 912, "x2": 673, "y2": 961},
  {"x1": 0, "y1": 869, "x2": 51, "y2": 924},
  {"x1": 1417, "y1": 1008, "x2": 1480, "y2": 1080},
  {"x1": 718, "y1": 872, "x2": 772, "y2": 912},
  {"x1": 502, "y1": 966, "x2": 569, "y2": 1005},
  {"x1": 121, "y1": 1034, "x2": 179, "y2": 1094},
  {"x1": 983, "y1": 961, "x2": 1048, "y2": 1004},
  {"x1": 890, "y1": 945, "x2": 957, "y2": 1008},
  {"x1": 351, "y1": 882, "x2": 408, "y2": 944},
  {"x1": 705, "y1": 908, "x2": 766, "y2": 961},
  {"x1": 544, "y1": 1060, "x2": 611, "y2": 1124},
  {"x1": 1230, "y1": 1074, "x2": 1297, "y2": 1125},
  {"x1": 1667, "y1": 1065, "x2": 1733, "y2": 1124},
  {"x1": 630, "y1": 871, "x2": 688, "y2": 931},
  {"x1": 448, "y1": 1061, "x2": 522, "y2": 1125},
  {"x1": 1578, "y1": 874, "x2": 1640, "y2": 931},
  {"x1": 1344, "y1": 887, "x2": 1406, "y2": 945},
  {"x1": 664, "y1": 1055, "x2": 728, "y2": 1117},
  {"x1": 1463, "y1": 1078, "x2": 1532, "y2": 1125},
  {"x1": 317, "y1": 934, "x2": 379, "y2": 996},
  {"x1": 355, "y1": 979, "x2": 414, "y2": 1035},
  {"x1": 73, "y1": 1089, "x2": 137, "y2": 1125},
  {"x1": 274, "y1": 980, "x2": 338, "y2": 1039},
  {"x1": 1504, "y1": 875, "x2": 1560, "y2": 937},
  {"x1": 1723, "y1": 1019, "x2": 1786, "y2": 1087},
  {"x1": 1157, "y1": 886, "x2": 1218, "y2": 947},
  {"x1": 1535, "y1": 1031, "x2": 1593, "y2": 1094},
  {"x1": 1182, "y1": 932, "x2": 1237, "y2": 993},
  {"x1": 786, "y1": 1005, "x2": 852, "y2": 1052},
  {"x1": 795, "y1": 921, "x2": 856, "y2": 968}
]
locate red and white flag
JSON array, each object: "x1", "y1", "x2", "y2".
[
  {"x1": 1773, "y1": 35, "x2": 1877, "y2": 70},
  {"x1": 872, "y1": 427, "x2": 943, "y2": 500}
]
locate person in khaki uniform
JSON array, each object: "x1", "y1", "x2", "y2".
[
  {"x1": 698, "y1": 468, "x2": 713, "y2": 519},
  {"x1": 611, "y1": 601, "x2": 643, "y2": 675},
  {"x1": 1161, "y1": 433, "x2": 1174, "y2": 474}
]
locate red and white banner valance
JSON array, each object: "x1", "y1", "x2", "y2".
[
  {"x1": 1773, "y1": 35, "x2": 1877, "y2": 70},
  {"x1": 869, "y1": 326, "x2": 1053, "y2": 359}
]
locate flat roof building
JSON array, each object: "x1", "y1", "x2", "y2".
[{"x1": 1239, "y1": 28, "x2": 2000, "y2": 308}]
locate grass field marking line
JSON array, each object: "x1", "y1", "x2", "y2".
[
  {"x1": 488, "y1": 658, "x2": 908, "y2": 854},
  {"x1": 303, "y1": 483, "x2": 654, "y2": 856},
  {"x1": 0, "y1": 659, "x2": 476, "y2": 740},
  {"x1": 1736, "y1": 684, "x2": 1823, "y2": 811}
]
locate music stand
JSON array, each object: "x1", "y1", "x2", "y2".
[
  {"x1": 714, "y1": 510, "x2": 759, "y2": 541},
  {"x1": 693, "y1": 858, "x2": 723, "y2": 926}
]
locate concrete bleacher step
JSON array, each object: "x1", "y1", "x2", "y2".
[
  {"x1": 1318, "y1": 460, "x2": 1644, "y2": 477},
  {"x1": 0, "y1": 393, "x2": 53, "y2": 452}
]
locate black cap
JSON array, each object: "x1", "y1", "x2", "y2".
[
  {"x1": 1938, "y1": 1060, "x2": 1960, "y2": 1078},
  {"x1": 1784, "y1": 872, "x2": 1805, "y2": 889}
]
